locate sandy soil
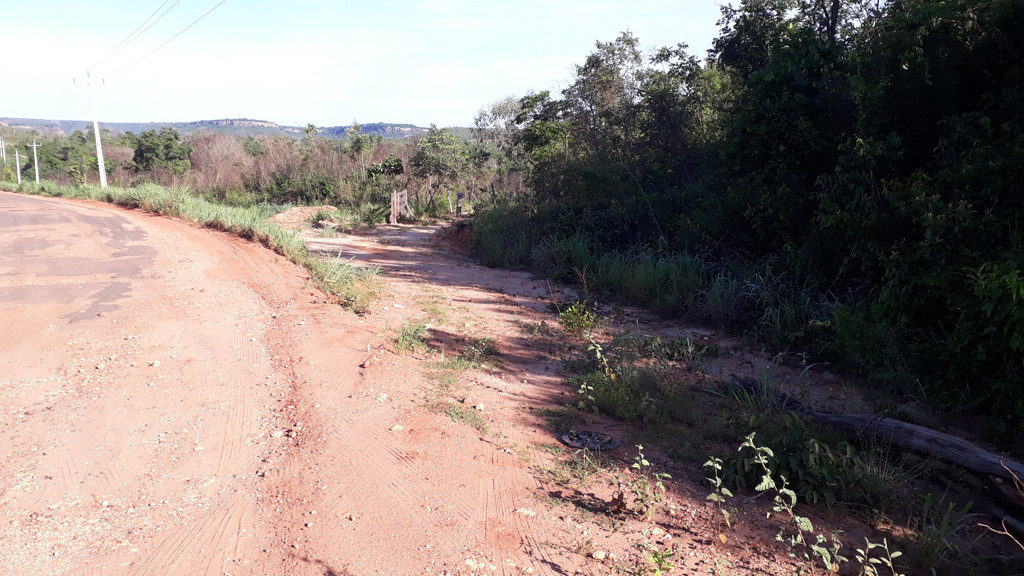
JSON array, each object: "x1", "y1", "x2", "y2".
[{"x1": 7, "y1": 195, "x2": 993, "y2": 576}]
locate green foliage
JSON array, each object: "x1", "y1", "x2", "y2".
[
  {"x1": 241, "y1": 136, "x2": 266, "y2": 156},
  {"x1": 704, "y1": 456, "x2": 735, "y2": 532},
  {"x1": 462, "y1": 337, "x2": 500, "y2": 366},
  {"x1": 643, "y1": 546, "x2": 675, "y2": 575},
  {"x1": 612, "y1": 445, "x2": 672, "y2": 520},
  {"x1": 736, "y1": 433, "x2": 908, "y2": 576},
  {"x1": 559, "y1": 301, "x2": 597, "y2": 337},
  {"x1": 356, "y1": 203, "x2": 388, "y2": 227},
  {"x1": 344, "y1": 122, "x2": 382, "y2": 182},
  {"x1": 443, "y1": 405, "x2": 487, "y2": 433},
  {"x1": 311, "y1": 254, "x2": 380, "y2": 313},
  {"x1": 395, "y1": 321, "x2": 430, "y2": 355},
  {"x1": 468, "y1": 0, "x2": 1024, "y2": 431},
  {"x1": 722, "y1": 412, "x2": 879, "y2": 508},
  {"x1": 410, "y1": 126, "x2": 470, "y2": 210},
  {"x1": 306, "y1": 208, "x2": 338, "y2": 228},
  {"x1": 904, "y1": 493, "x2": 975, "y2": 575},
  {"x1": 569, "y1": 363, "x2": 682, "y2": 425},
  {"x1": 125, "y1": 128, "x2": 193, "y2": 174}
]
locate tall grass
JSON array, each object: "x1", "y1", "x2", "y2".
[
  {"x1": 2, "y1": 180, "x2": 377, "y2": 312},
  {"x1": 469, "y1": 199, "x2": 839, "y2": 352}
]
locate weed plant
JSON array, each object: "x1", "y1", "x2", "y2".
[
  {"x1": 462, "y1": 337, "x2": 501, "y2": 367},
  {"x1": 559, "y1": 301, "x2": 597, "y2": 337},
  {"x1": 612, "y1": 445, "x2": 671, "y2": 520},
  {"x1": 395, "y1": 320, "x2": 430, "y2": 355},
  {"x1": 721, "y1": 433, "x2": 908, "y2": 576},
  {"x1": 444, "y1": 405, "x2": 488, "y2": 433},
  {"x1": 306, "y1": 208, "x2": 338, "y2": 228}
]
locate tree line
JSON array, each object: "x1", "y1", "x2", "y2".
[
  {"x1": 0, "y1": 121, "x2": 516, "y2": 221},
  {"x1": 470, "y1": 0, "x2": 1024, "y2": 433}
]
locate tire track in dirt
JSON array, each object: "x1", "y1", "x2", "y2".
[
  {"x1": 125, "y1": 489, "x2": 255, "y2": 576},
  {"x1": 124, "y1": 303, "x2": 279, "y2": 576},
  {"x1": 273, "y1": 225, "x2": 579, "y2": 575},
  {"x1": 1, "y1": 196, "x2": 317, "y2": 576}
]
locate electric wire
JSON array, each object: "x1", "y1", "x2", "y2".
[
  {"x1": 52, "y1": 85, "x2": 74, "y2": 124},
  {"x1": 112, "y1": 0, "x2": 230, "y2": 77},
  {"x1": 89, "y1": 0, "x2": 180, "y2": 73}
]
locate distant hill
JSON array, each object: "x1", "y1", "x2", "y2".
[{"x1": 0, "y1": 117, "x2": 433, "y2": 140}]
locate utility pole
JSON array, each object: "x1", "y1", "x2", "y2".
[
  {"x1": 28, "y1": 140, "x2": 41, "y2": 184},
  {"x1": 15, "y1": 150, "x2": 21, "y2": 185},
  {"x1": 1, "y1": 137, "x2": 6, "y2": 165},
  {"x1": 75, "y1": 73, "x2": 108, "y2": 188}
]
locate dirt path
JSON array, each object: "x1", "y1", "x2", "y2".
[
  {"x1": 0, "y1": 193, "x2": 373, "y2": 576},
  {"x1": 1, "y1": 196, "x2": 796, "y2": 576},
  {"x1": 270, "y1": 213, "x2": 796, "y2": 576}
]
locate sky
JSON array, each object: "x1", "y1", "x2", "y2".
[{"x1": 2, "y1": 0, "x2": 725, "y2": 128}]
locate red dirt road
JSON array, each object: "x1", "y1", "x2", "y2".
[
  {"x1": 2, "y1": 193, "x2": 804, "y2": 576},
  {"x1": 0, "y1": 192, "x2": 375, "y2": 575}
]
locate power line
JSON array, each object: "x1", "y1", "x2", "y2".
[
  {"x1": 113, "y1": 0, "x2": 230, "y2": 76},
  {"x1": 90, "y1": 1, "x2": 181, "y2": 72},
  {"x1": 52, "y1": 85, "x2": 74, "y2": 122}
]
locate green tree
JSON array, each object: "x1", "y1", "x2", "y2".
[
  {"x1": 410, "y1": 126, "x2": 468, "y2": 210},
  {"x1": 345, "y1": 122, "x2": 382, "y2": 182},
  {"x1": 124, "y1": 128, "x2": 193, "y2": 174}
]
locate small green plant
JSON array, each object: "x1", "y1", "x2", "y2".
[
  {"x1": 739, "y1": 433, "x2": 849, "y2": 573},
  {"x1": 722, "y1": 411, "x2": 868, "y2": 508},
  {"x1": 904, "y1": 493, "x2": 974, "y2": 574},
  {"x1": 629, "y1": 543, "x2": 676, "y2": 575},
  {"x1": 575, "y1": 335, "x2": 616, "y2": 413},
  {"x1": 737, "y1": 433, "x2": 908, "y2": 576},
  {"x1": 639, "y1": 335, "x2": 714, "y2": 367},
  {"x1": 707, "y1": 556, "x2": 737, "y2": 576},
  {"x1": 704, "y1": 456, "x2": 735, "y2": 541},
  {"x1": 357, "y1": 203, "x2": 388, "y2": 227},
  {"x1": 444, "y1": 404, "x2": 487, "y2": 433},
  {"x1": 313, "y1": 254, "x2": 380, "y2": 313},
  {"x1": 855, "y1": 538, "x2": 906, "y2": 576},
  {"x1": 545, "y1": 448, "x2": 610, "y2": 486},
  {"x1": 613, "y1": 445, "x2": 671, "y2": 521},
  {"x1": 306, "y1": 207, "x2": 338, "y2": 228},
  {"x1": 560, "y1": 300, "x2": 597, "y2": 337},
  {"x1": 395, "y1": 321, "x2": 430, "y2": 354},
  {"x1": 462, "y1": 337, "x2": 501, "y2": 366}
]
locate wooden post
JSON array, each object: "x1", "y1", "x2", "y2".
[{"x1": 391, "y1": 190, "x2": 411, "y2": 224}]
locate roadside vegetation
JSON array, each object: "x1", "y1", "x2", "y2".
[
  {"x1": 2, "y1": 0, "x2": 1022, "y2": 572},
  {"x1": 469, "y1": 0, "x2": 1024, "y2": 438},
  {"x1": 532, "y1": 300, "x2": 1024, "y2": 575}
]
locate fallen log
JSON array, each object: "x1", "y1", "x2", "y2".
[
  {"x1": 804, "y1": 411, "x2": 1024, "y2": 485},
  {"x1": 721, "y1": 376, "x2": 1024, "y2": 484},
  {"x1": 719, "y1": 376, "x2": 1024, "y2": 534}
]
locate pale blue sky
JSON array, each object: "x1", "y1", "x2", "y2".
[{"x1": 2, "y1": 0, "x2": 724, "y2": 128}]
